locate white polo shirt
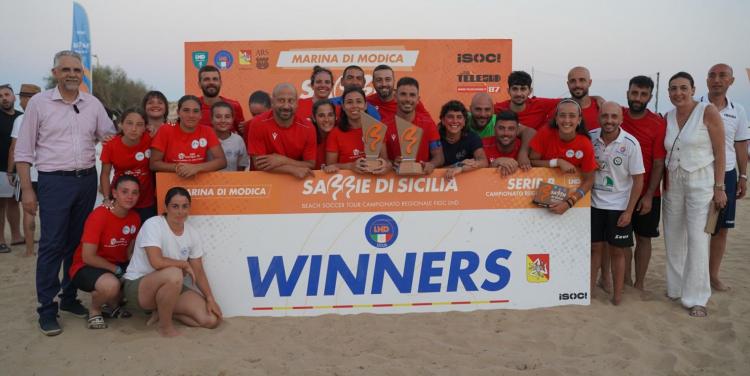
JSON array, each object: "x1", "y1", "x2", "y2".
[
  {"x1": 699, "y1": 96, "x2": 750, "y2": 171},
  {"x1": 589, "y1": 128, "x2": 645, "y2": 211}
]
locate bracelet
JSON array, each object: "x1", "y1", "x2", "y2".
[
  {"x1": 575, "y1": 188, "x2": 585, "y2": 198},
  {"x1": 714, "y1": 183, "x2": 725, "y2": 191},
  {"x1": 740, "y1": 174, "x2": 748, "y2": 180},
  {"x1": 549, "y1": 159, "x2": 558, "y2": 168},
  {"x1": 565, "y1": 198, "x2": 574, "y2": 208}
]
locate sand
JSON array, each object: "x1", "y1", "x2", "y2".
[{"x1": 1, "y1": 201, "x2": 748, "y2": 376}]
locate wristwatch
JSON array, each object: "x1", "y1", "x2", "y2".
[{"x1": 714, "y1": 183, "x2": 726, "y2": 191}]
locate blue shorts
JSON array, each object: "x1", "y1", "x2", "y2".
[{"x1": 718, "y1": 169, "x2": 737, "y2": 229}]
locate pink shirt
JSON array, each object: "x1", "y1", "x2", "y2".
[{"x1": 14, "y1": 87, "x2": 115, "y2": 172}]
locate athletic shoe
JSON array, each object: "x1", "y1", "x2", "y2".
[
  {"x1": 60, "y1": 299, "x2": 88, "y2": 318},
  {"x1": 39, "y1": 316, "x2": 62, "y2": 336}
]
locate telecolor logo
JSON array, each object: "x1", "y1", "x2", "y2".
[{"x1": 365, "y1": 214, "x2": 398, "y2": 248}]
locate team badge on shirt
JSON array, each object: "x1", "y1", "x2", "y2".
[
  {"x1": 191, "y1": 140, "x2": 200, "y2": 149},
  {"x1": 199, "y1": 138, "x2": 207, "y2": 147},
  {"x1": 365, "y1": 214, "x2": 398, "y2": 248},
  {"x1": 526, "y1": 254, "x2": 550, "y2": 283},
  {"x1": 135, "y1": 152, "x2": 145, "y2": 161},
  {"x1": 574, "y1": 150, "x2": 583, "y2": 159},
  {"x1": 565, "y1": 149, "x2": 575, "y2": 158}
]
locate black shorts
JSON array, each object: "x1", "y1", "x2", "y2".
[
  {"x1": 72, "y1": 266, "x2": 115, "y2": 293},
  {"x1": 718, "y1": 169, "x2": 737, "y2": 229},
  {"x1": 591, "y1": 207, "x2": 634, "y2": 247},
  {"x1": 632, "y1": 196, "x2": 661, "y2": 238}
]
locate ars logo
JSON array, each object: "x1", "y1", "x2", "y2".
[{"x1": 526, "y1": 253, "x2": 550, "y2": 283}]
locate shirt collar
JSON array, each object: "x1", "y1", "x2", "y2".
[
  {"x1": 594, "y1": 127, "x2": 626, "y2": 145},
  {"x1": 51, "y1": 86, "x2": 83, "y2": 104}
]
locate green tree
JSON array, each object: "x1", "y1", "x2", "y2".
[{"x1": 45, "y1": 65, "x2": 149, "y2": 115}]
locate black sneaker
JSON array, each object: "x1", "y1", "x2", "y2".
[
  {"x1": 60, "y1": 299, "x2": 88, "y2": 318},
  {"x1": 39, "y1": 316, "x2": 62, "y2": 336}
]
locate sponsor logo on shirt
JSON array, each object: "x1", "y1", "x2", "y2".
[
  {"x1": 272, "y1": 132, "x2": 278, "y2": 140},
  {"x1": 135, "y1": 152, "x2": 145, "y2": 161},
  {"x1": 192, "y1": 51, "x2": 209, "y2": 69},
  {"x1": 613, "y1": 156, "x2": 623, "y2": 166},
  {"x1": 178, "y1": 153, "x2": 186, "y2": 160},
  {"x1": 574, "y1": 150, "x2": 583, "y2": 159},
  {"x1": 122, "y1": 225, "x2": 136, "y2": 235},
  {"x1": 214, "y1": 50, "x2": 234, "y2": 70},
  {"x1": 456, "y1": 53, "x2": 503, "y2": 64},
  {"x1": 199, "y1": 138, "x2": 207, "y2": 147},
  {"x1": 565, "y1": 149, "x2": 575, "y2": 158}
]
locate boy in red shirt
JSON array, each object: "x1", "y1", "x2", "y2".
[{"x1": 484, "y1": 110, "x2": 535, "y2": 176}]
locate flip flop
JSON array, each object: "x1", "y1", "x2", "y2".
[
  {"x1": 689, "y1": 305, "x2": 708, "y2": 318},
  {"x1": 87, "y1": 315, "x2": 108, "y2": 329},
  {"x1": 0, "y1": 244, "x2": 9, "y2": 253}
]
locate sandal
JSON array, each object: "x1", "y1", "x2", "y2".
[
  {"x1": 87, "y1": 315, "x2": 108, "y2": 329},
  {"x1": 104, "y1": 305, "x2": 132, "y2": 319},
  {"x1": 689, "y1": 305, "x2": 708, "y2": 318}
]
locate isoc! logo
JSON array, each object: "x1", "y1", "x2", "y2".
[{"x1": 365, "y1": 214, "x2": 398, "y2": 248}]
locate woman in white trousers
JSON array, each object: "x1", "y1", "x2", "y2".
[{"x1": 663, "y1": 72, "x2": 727, "y2": 317}]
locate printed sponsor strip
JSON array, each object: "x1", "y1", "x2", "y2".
[{"x1": 251, "y1": 299, "x2": 510, "y2": 311}]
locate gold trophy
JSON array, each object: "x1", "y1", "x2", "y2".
[
  {"x1": 361, "y1": 113, "x2": 388, "y2": 172},
  {"x1": 395, "y1": 116, "x2": 424, "y2": 175}
]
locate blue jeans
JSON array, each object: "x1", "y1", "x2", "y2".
[{"x1": 36, "y1": 172, "x2": 97, "y2": 318}]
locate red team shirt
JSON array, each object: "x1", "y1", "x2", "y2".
[
  {"x1": 198, "y1": 96, "x2": 245, "y2": 133},
  {"x1": 151, "y1": 124, "x2": 221, "y2": 164},
  {"x1": 366, "y1": 94, "x2": 431, "y2": 123},
  {"x1": 494, "y1": 97, "x2": 560, "y2": 129},
  {"x1": 484, "y1": 138, "x2": 521, "y2": 163},
  {"x1": 580, "y1": 99, "x2": 601, "y2": 131},
  {"x1": 69, "y1": 206, "x2": 141, "y2": 278},
  {"x1": 247, "y1": 115, "x2": 317, "y2": 162},
  {"x1": 326, "y1": 127, "x2": 365, "y2": 163},
  {"x1": 529, "y1": 126, "x2": 597, "y2": 173},
  {"x1": 383, "y1": 113, "x2": 441, "y2": 163},
  {"x1": 100, "y1": 134, "x2": 155, "y2": 208},
  {"x1": 621, "y1": 108, "x2": 667, "y2": 196},
  {"x1": 296, "y1": 97, "x2": 315, "y2": 123}
]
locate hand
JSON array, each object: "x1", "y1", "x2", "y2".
[
  {"x1": 290, "y1": 166, "x2": 314, "y2": 179},
  {"x1": 557, "y1": 159, "x2": 576, "y2": 173},
  {"x1": 21, "y1": 188, "x2": 38, "y2": 216},
  {"x1": 517, "y1": 154, "x2": 532, "y2": 171},
  {"x1": 636, "y1": 194, "x2": 653, "y2": 215},
  {"x1": 422, "y1": 161, "x2": 435, "y2": 175},
  {"x1": 175, "y1": 163, "x2": 201, "y2": 178},
  {"x1": 548, "y1": 200, "x2": 569, "y2": 215},
  {"x1": 393, "y1": 156, "x2": 403, "y2": 168},
  {"x1": 713, "y1": 189, "x2": 727, "y2": 209},
  {"x1": 181, "y1": 261, "x2": 196, "y2": 282},
  {"x1": 617, "y1": 211, "x2": 633, "y2": 227},
  {"x1": 206, "y1": 297, "x2": 223, "y2": 321},
  {"x1": 101, "y1": 197, "x2": 115, "y2": 209},
  {"x1": 494, "y1": 158, "x2": 519, "y2": 177},
  {"x1": 737, "y1": 179, "x2": 747, "y2": 200},
  {"x1": 461, "y1": 159, "x2": 479, "y2": 169},
  {"x1": 100, "y1": 134, "x2": 116, "y2": 145},
  {"x1": 6, "y1": 173, "x2": 16, "y2": 186},
  {"x1": 445, "y1": 167, "x2": 462, "y2": 180},
  {"x1": 369, "y1": 158, "x2": 390, "y2": 175},
  {"x1": 322, "y1": 164, "x2": 339, "y2": 174},
  {"x1": 237, "y1": 121, "x2": 246, "y2": 135},
  {"x1": 254, "y1": 154, "x2": 285, "y2": 171},
  {"x1": 353, "y1": 158, "x2": 369, "y2": 174}
]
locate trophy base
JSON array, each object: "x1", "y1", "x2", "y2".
[
  {"x1": 365, "y1": 159, "x2": 384, "y2": 173},
  {"x1": 397, "y1": 161, "x2": 423, "y2": 175}
]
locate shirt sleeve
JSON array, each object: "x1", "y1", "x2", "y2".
[
  {"x1": 10, "y1": 115, "x2": 22, "y2": 139},
  {"x1": 150, "y1": 125, "x2": 169, "y2": 153},
  {"x1": 187, "y1": 223, "x2": 205, "y2": 259},
  {"x1": 734, "y1": 105, "x2": 750, "y2": 141},
  {"x1": 14, "y1": 98, "x2": 40, "y2": 164},
  {"x1": 325, "y1": 128, "x2": 339, "y2": 153},
  {"x1": 94, "y1": 101, "x2": 117, "y2": 141},
  {"x1": 135, "y1": 218, "x2": 165, "y2": 250},
  {"x1": 80, "y1": 209, "x2": 107, "y2": 245},
  {"x1": 204, "y1": 126, "x2": 221, "y2": 148},
  {"x1": 653, "y1": 117, "x2": 668, "y2": 159},
  {"x1": 100, "y1": 139, "x2": 113, "y2": 163},
  {"x1": 580, "y1": 139, "x2": 598, "y2": 173},
  {"x1": 629, "y1": 142, "x2": 646, "y2": 175},
  {"x1": 529, "y1": 129, "x2": 546, "y2": 156},
  {"x1": 467, "y1": 132, "x2": 484, "y2": 154},
  {"x1": 236, "y1": 136, "x2": 250, "y2": 168}
]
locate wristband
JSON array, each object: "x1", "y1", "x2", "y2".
[
  {"x1": 740, "y1": 174, "x2": 748, "y2": 180},
  {"x1": 565, "y1": 198, "x2": 574, "y2": 208},
  {"x1": 575, "y1": 188, "x2": 585, "y2": 198},
  {"x1": 114, "y1": 265, "x2": 124, "y2": 277},
  {"x1": 714, "y1": 183, "x2": 725, "y2": 191},
  {"x1": 549, "y1": 159, "x2": 558, "y2": 168}
]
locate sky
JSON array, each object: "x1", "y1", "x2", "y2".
[{"x1": 3, "y1": 0, "x2": 749, "y2": 114}]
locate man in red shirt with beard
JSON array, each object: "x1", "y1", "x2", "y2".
[
  {"x1": 619, "y1": 75, "x2": 666, "y2": 290},
  {"x1": 196, "y1": 65, "x2": 245, "y2": 133},
  {"x1": 367, "y1": 64, "x2": 431, "y2": 122},
  {"x1": 566, "y1": 66, "x2": 601, "y2": 131},
  {"x1": 494, "y1": 71, "x2": 560, "y2": 130}
]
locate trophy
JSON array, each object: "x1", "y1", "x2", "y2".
[
  {"x1": 361, "y1": 113, "x2": 388, "y2": 172},
  {"x1": 395, "y1": 116, "x2": 424, "y2": 175}
]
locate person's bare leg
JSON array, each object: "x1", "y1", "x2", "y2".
[
  {"x1": 173, "y1": 290, "x2": 220, "y2": 329},
  {"x1": 0, "y1": 199, "x2": 7, "y2": 245},
  {"x1": 709, "y1": 228, "x2": 730, "y2": 291},
  {"x1": 623, "y1": 247, "x2": 634, "y2": 287},
  {"x1": 591, "y1": 242, "x2": 604, "y2": 299},
  {"x1": 611, "y1": 246, "x2": 626, "y2": 305},
  {"x1": 633, "y1": 234, "x2": 652, "y2": 290},
  {"x1": 22, "y1": 210, "x2": 36, "y2": 256},
  {"x1": 137, "y1": 267, "x2": 184, "y2": 337},
  {"x1": 90, "y1": 273, "x2": 121, "y2": 317},
  {"x1": 4, "y1": 198, "x2": 23, "y2": 244},
  {"x1": 598, "y1": 246, "x2": 612, "y2": 293}
]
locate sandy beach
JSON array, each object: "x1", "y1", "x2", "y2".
[{"x1": 1, "y1": 200, "x2": 748, "y2": 376}]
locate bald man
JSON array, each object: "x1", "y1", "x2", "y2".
[
  {"x1": 246, "y1": 83, "x2": 316, "y2": 178},
  {"x1": 699, "y1": 64, "x2": 749, "y2": 291},
  {"x1": 468, "y1": 92, "x2": 535, "y2": 170},
  {"x1": 567, "y1": 66, "x2": 602, "y2": 131},
  {"x1": 589, "y1": 101, "x2": 644, "y2": 305}
]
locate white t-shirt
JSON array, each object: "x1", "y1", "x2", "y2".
[
  {"x1": 590, "y1": 128, "x2": 645, "y2": 211},
  {"x1": 123, "y1": 215, "x2": 205, "y2": 280},
  {"x1": 699, "y1": 96, "x2": 750, "y2": 171},
  {"x1": 11, "y1": 114, "x2": 38, "y2": 182},
  {"x1": 216, "y1": 133, "x2": 249, "y2": 171}
]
